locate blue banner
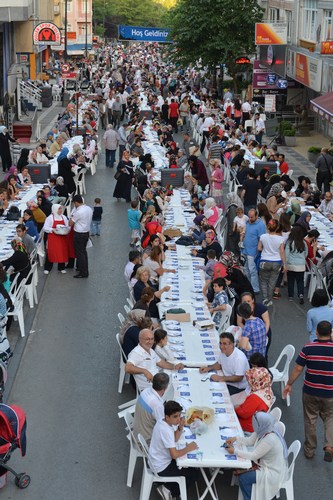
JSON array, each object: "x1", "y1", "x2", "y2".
[{"x1": 118, "y1": 25, "x2": 172, "y2": 43}]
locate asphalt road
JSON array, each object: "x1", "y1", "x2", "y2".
[{"x1": 3, "y1": 148, "x2": 333, "y2": 500}]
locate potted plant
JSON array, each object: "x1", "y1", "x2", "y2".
[
  {"x1": 278, "y1": 121, "x2": 297, "y2": 146},
  {"x1": 307, "y1": 146, "x2": 321, "y2": 164}
]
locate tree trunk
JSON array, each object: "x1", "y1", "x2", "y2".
[{"x1": 232, "y1": 72, "x2": 238, "y2": 94}]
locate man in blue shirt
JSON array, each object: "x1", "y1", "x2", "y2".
[{"x1": 242, "y1": 209, "x2": 266, "y2": 293}]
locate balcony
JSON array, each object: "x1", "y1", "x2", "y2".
[{"x1": 0, "y1": 0, "x2": 33, "y2": 22}]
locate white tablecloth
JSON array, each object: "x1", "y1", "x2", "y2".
[{"x1": 173, "y1": 369, "x2": 251, "y2": 469}]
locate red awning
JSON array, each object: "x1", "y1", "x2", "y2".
[{"x1": 310, "y1": 92, "x2": 333, "y2": 123}]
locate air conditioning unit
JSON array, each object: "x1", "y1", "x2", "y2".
[
  {"x1": 9, "y1": 94, "x2": 16, "y2": 107},
  {"x1": 54, "y1": 5, "x2": 60, "y2": 14}
]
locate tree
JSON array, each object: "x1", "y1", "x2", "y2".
[
  {"x1": 167, "y1": 0, "x2": 264, "y2": 92},
  {"x1": 92, "y1": 0, "x2": 171, "y2": 39}
]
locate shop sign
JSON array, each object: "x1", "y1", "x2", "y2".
[
  {"x1": 255, "y1": 22, "x2": 287, "y2": 45},
  {"x1": 33, "y1": 22, "x2": 61, "y2": 46}
]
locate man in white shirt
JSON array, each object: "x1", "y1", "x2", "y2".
[
  {"x1": 133, "y1": 372, "x2": 169, "y2": 442},
  {"x1": 318, "y1": 192, "x2": 333, "y2": 219},
  {"x1": 125, "y1": 329, "x2": 183, "y2": 391},
  {"x1": 199, "y1": 332, "x2": 249, "y2": 395},
  {"x1": 200, "y1": 113, "x2": 215, "y2": 153},
  {"x1": 241, "y1": 99, "x2": 252, "y2": 124},
  {"x1": 253, "y1": 112, "x2": 265, "y2": 146},
  {"x1": 124, "y1": 250, "x2": 141, "y2": 282},
  {"x1": 69, "y1": 195, "x2": 93, "y2": 279}
]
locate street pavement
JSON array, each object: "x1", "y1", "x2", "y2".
[{"x1": 3, "y1": 142, "x2": 333, "y2": 500}]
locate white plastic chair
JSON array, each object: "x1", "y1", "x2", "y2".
[
  {"x1": 124, "y1": 304, "x2": 131, "y2": 315},
  {"x1": 276, "y1": 440, "x2": 301, "y2": 500},
  {"x1": 24, "y1": 262, "x2": 38, "y2": 308},
  {"x1": 251, "y1": 440, "x2": 301, "y2": 500},
  {"x1": 74, "y1": 168, "x2": 87, "y2": 195},
  {"x1": 116, "y1": 333, "x2": 130, "y2": 393},
  {"x1": 127, "y1": 297, "x2": 134, "y2": 308},
  {"x1": 7, "y1": 277, "x2": 27, "y2": 337},
  {"x1": 269, "y1": 344, "x2": 295, "y2": 406},
  {"x1": 276, "y1": 420, "x2": 286, "y2": 437},
  {"x1": 124, "y1": 412, "x2": 144, "y2": 487},
  {"x1": 137, "y1": 434, "x2": 188, "y2": 500},
  {"x1": 269, "y1": 406, "x2": 282, "y2": 422},
  {"x1": 118, "y1": 312, "x2": 125, "y2": 326}
]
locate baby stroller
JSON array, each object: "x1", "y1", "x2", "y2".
[{"x1": 0, "y1": 402, "x2": 30, "y2": 489}]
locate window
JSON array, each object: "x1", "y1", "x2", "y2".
[
  {"x1": 65, "y1": 1, "x2": 72, "y2": 12},
  {"x1": 300, "y1": 0, "x2": 318, "y2": 41},
  {"x1": 82, "y1": 0, "x2": 90, "y2": 14},
  {"x1": 286, "y1": 10, "x2": 293, "y2": 41},
  {"x1": 323, "y1": 10, "x2": 333, "y2": 40},
  {"x1": 269, "y1": 8, "x2": 280, "y2": 22}
]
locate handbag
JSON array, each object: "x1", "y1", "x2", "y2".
[{"x1": 114, "y1": 170, "x2": 121, "y2": 180}]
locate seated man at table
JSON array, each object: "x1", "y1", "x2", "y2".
[
  {"x1": 199, "y1": 332, "x2": 249, "y2": 395},
  {"x1": 149, "y1": 400, "x2": 198, "y2": 500},
  {"x1": 133, "y1": 372, "x2": 169, "y2": 443},
  {"x1": 125, "y1": 329, "x2": 184, "y2": 392},
  {"x1": 318, "y1": 192, "x2": 333, "y2": 220}
]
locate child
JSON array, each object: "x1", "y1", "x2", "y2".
[
  {"x1": 90, "y1": 198, "x2": 103, "y2": 236},
  {"x1": 149, "y1": 401, "x2": 198, "y2": 500},
  {"x1": 199, "y1": 249, "x2": 217, "y2": 279},
  {"x1": 154, "y1": 329, "x2": 176, "y2": 364},
  {"x1": 127, "y1": 199, "x2": 141, "y2": 246},
  {"x1": 208, "y1": 278, "x2": 228, "y2": 326},
  {"x1": 233, "y1": 207, "x2": 248, "y2": 248},
  {"x1": 237, "y1": 302, "x2": 267, "y2": 359},
  {"x1": 191, "y1": 194, "x2": 200, "y2": 215}
]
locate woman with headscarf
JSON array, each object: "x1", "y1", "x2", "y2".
[
  {"x1": 259, "y1": 168, "x2": 270, "y2": 191},
  {"x1": 42, "y1": 204, "x2": 70, "y2": 275},
  {"x1": 266, "y1": 183, "x2": 287, "y2": 219},
  {"x1": 17, "y1": 148, "x2": 30, "y2": 171},
  {"x1": 295, "y1": 210, "x2": 311, "y2": 237},
  {"x1": 262, "y1": 174, "x2": 281, "y2": 199},
  {"x1": 0, "y1": 126, "x2": 17, "y2": 172},
  {"x1": 113, "y1": 150, "x2": 135, "y2": 203},
  {"x1": 1, "y1": 239, "x2": 31, "y2": 284},
  {"x1": 204, "y1": 197, "x2": 219, "y2": 226},
  {"x1": 225, "y1": 192, "x2": 243, "y2": 254},
  {"x1": 57, "y1": 147, "x2": 76, "y2": 195},
  {"x1": 288, "y1": 199, "x2": 301, "y2": 226},
  {"x1": 55, "y1": 176, "x2": 69, "y2": 200},
  {"x1": 192, "y1": 229, "x2": 222, "y2": 262},
  {"x1": 189, "y1": 155, "x2": 209, "y2": 189},
  {"x1": 120, "y1": 311, "x2": 153, "y2": 358},
  {"x1": 226, "y1": 412, "x2": 288, "y2": 500},
  {"x1": 235, "y1": 367, "x2": 274, "y2": 432}
]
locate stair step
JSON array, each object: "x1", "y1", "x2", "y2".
[{"x1": 13, "y1": 123, "x2": 32, "y2": 142}]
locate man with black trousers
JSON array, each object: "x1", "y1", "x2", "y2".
[
  {"x1": 315, "y1": 148, "x2": 333, "y2": 194},
  {"x1": 69, "y1": 195, "x2": 93, "y2": 279}
]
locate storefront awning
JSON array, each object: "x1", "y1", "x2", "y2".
[{"x1": 310, "y1": 92, "x2": 333, "y2": 123}]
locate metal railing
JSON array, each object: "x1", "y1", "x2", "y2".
[{"x1": 19, "y1": 81, "x2": 42, "y2": 111}]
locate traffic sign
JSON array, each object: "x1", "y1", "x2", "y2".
[{"x1": 61, "y1": 63, "x2": 70, "y2": 73}]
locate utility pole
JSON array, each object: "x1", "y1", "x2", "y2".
[
  {"x1": 64, "y1": 0, "x2": 68, "y2": 61},
  {"x1": 85, "y1": 0, "x2": 88, "y2": 59}
]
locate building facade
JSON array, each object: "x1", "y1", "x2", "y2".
[{"x1": 256, "y1": 0, "x2": 333, "y2": 137}]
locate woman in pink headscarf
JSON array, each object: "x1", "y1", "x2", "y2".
[
  {"x1": 203, "y1": 197, "x2": 219, "y2": 226},
  {"x1": 235, "y1": 366, "x2": 274, "y2": 432}
]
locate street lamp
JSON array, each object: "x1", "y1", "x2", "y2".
[
  {"x1": 85, "y1": 0, "x2": 88, "y2": 59},
  {"x1": 64, "y1": 0, "x2": 72, "y2": 62}
]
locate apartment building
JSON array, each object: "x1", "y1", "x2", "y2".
[{"x1": 256, "y1": 0, "x2": 333, "y2": 136}]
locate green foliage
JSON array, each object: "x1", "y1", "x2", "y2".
[
  {"x1": 92, "y1": 0, "x2": 170, "y2": 37},
  {"x1": 279, "y1": 121, "x2": 296, "y2": 137},
  {"x1": 167, "y1": 0, "x2": 264, "y2": 86},
  {"x1": 307, "y1": 146, "x2": 321, "y2": 153}
]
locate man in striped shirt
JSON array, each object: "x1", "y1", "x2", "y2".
[{"x1": 284, "y1": 321, "x2": 333, "y2": 461}]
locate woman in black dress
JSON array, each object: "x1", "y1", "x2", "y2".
[
  {"x1": 0, "y1": 126, "x2": 17, "y2": 172},
  {"x1": 57, "y1": 147, "x2": 76, "y2": 195},
  {"x1": 113, "y1": 150, "x2": 135, "y2": 202}
]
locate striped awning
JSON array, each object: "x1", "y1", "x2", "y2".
[{"x1": 310, "y1": 92, "x2": 333, "y2": 123}]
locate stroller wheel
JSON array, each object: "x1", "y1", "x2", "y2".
[{"x1": 15, "y1": 473, "x2": 30, "y2": 489}]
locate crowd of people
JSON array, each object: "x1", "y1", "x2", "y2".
[{"x1": 0, "y1": 40, "x2": 332, "y2": 498}]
